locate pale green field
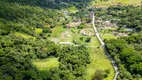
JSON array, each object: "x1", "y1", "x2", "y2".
[
  {"x1": 35, "y1": 28, "x2": 43, "y2": 34},
  {"x1": 15, "y1": 32, "x2": 35, "y2": 39},
  {"x1": 32, "y1": 58, "x2": 59, "y2": 71},
  {"x1": 51, "y1": 26, "x2": 65, "y2": 37},
  {"x1": 66, "y1": 6, "x2": 78, "y2": 13},
  {"x1": 85, "y1": 47, "x2": 115, "y2": 80},
  {"x1": 91, "y1": 0, "x2": 142, "y2": 7},
  {"x1": 100, "y1": 33, "x2": 118, "y2": 40},
  {"x1": 59, "y1": 28, "x2": 100, "y2": 46}
]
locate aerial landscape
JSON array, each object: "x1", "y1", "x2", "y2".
[{"x1": 0, "y1": 0, "x2": 142, "y2": 80}]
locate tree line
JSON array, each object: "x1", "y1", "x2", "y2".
[
  {"x1": 106, "y1": 33, "x2": 142, "y2": 80},
  {"x1": 2, "y1": 0, "x2": 93, "y2": 9}
]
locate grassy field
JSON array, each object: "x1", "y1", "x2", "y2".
[
  {"x1": 100, "y1": 33, "x2": 117, "y2": 40},
  {"x1": 15, "y1": 32, "x2": 35, "y2": 39},
  {"x1": 66, "y1": 6, "x2": 78, "y2": 13},
  {"x1": 32, "y1": 58, "x2": 59, "y2": 71},
  {"x1": 91, "y1": 0, "x2": 142, "y2": 7},
  {"x1": 51, "y1": 26, "x2": 65, "y2": 37},
  {"x1": 85, "y1": 47, "x2": 115, "y2": 80},
  {"x1": 59, "y1": 28, "x2": 100, "y2": 46}
]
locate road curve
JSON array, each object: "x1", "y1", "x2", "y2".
[{"x1": 92, "y1": 12, "x2": 119, "y2": 80}]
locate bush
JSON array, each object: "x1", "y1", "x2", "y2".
[
  {"x1": 79, "y1": 37, "x2": 83, "y2": 41},
  {"x1": 85, "y1": 37, "x2": 91, "y2": 42},
  {"x1": 93, "y1": 70, "x2": 104, "y2": 80}
]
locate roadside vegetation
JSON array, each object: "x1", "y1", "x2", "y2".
[{"x1": 94, "y1": 3, "x2": 142, "y2": 80}]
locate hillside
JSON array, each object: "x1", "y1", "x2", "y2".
[
  {"x1": 0, "y1": 1, "x2": 92, "y2": 80},
  {"x1": 2, "y1": 0, "x2": 93, "y2": 9},
  {"x1": 91, "y1": 0, "x2": 142, "y2": 7},
  {"x1": 0, "y1": 0, "x2": 142, "y2": 80}
]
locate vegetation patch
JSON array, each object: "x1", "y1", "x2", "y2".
[
  {"x1": 91, "y1": 0, "x2": 142, "y2": 7},
  {"x1": 85, "y1": 48, "x2": 115, "y2": 80},
  {"x1": 100, "y1": 33, "x2": 118, "y2": 40},
  {"x1": 35, "y1": 28, "x2": 43, "y2": 34},
  {"x1": 32, "y1": 58, "x2": 59, "y2": 71},
  {"x1": 15, "y1": 32, "x2": 35, "y2": 39},
  {"x1": 66, "y1": 6, "x2": 78, "y2": 13},
  {"x1": 51, "y1": 26, "x2": 65, "y2": 37}
]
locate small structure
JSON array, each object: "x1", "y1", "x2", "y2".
[
  {"x1": 60, "y1": 42, "x2": 73, "y2": 45},
  {"x1": 118, "y1": 33, "x2": 128, "y2": 37},
  {"x1": 80, "y1": 28, "x2": 93, "y2": 36},
  {"x1": 103, "y1": 21, "x2": 114, "y2": 27},
  {"x1": 125, "y1": 28, "x2": 133, "y2": 32}
]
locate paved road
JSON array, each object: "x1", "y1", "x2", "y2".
[{"x1": 92, "y1": 12, "x2": 119, "y2": 80}]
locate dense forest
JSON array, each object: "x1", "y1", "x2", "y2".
[
  {"x1": 106, "y1": 33, "x2": 142, "y2": 80},
  {"x1": 0, "y1": 1, "x2": 61, "y2": 37},
  {"x1": 104, "y1": 5, "x2": 142, "y2": 80},
  {"x1": 0, "y1": 35, "x2": 90, "y2": 80},
  {"x1": 1, "y1": 0, "x2": 93, "y2": 9},
  {"x1": 0, "y1": 0, "x2": 92, "y2": 80}
]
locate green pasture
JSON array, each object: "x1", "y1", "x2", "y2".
[
  {"x1": 85, "y1": 47, "x2": 115, "y2": 80},
  {"x1": 32, "y1": 58, "x2": 59, "y2": 71}
]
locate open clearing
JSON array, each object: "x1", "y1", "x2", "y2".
[
  {"x1": 15, "y1": 32, "x2": 35, "y2": 39},
  {"x1": 66, "y1": 6, "x2": 78, "y2": 13},
  {"x1": 100, "y1": 33, "x2": 118, "y2": 40},
  {"x1": 91, "y1": 0, "x2": 142, "y2": 7},
  {"x1": 32, "y1": 58, "x2": 59, "y2": 71},
  {"x1": 85, "y1": 48, "x2": 115, "y2": 80},
  {"x1": 51, "y1": 26, "x2": 65, "y2": 37}
]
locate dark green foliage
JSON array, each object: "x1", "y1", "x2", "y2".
[
  {"x1": 107, "y1": 6, "x2": 142, "y2": 31},
  {"x1": 0, "y1": 34, "x2": 90, "y2": 80},
  {"x1": 79, "y1": 37, "x2": 84, "y2": 41},
  {"x1": 92, "y1": 70, "x2": 104, "y2": 80},
  {"x1": 105, "y1": 34, "x2": 142, "y2": 79},
  {"x1": 2, "y1": 0, "x2": 93, "y2": 9},
  {"x1": 85, "y1": 37, "x2": 91, "y2": 42},
  {"x1": 0, "y1": 1, "x2": 60, "y2": 36},
  {"x1": 0, "y1": 1, "x2": 91, "y2": 80},
  {"x1": 78, "y1": 23, "x2": 86, "y2": 29}
]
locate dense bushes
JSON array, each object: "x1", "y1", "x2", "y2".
[
  {"x1": 0, "y1": 1, "x2": 91, "y2": 80},
  {"x1": 105, "y1": 34, "x2": 142, "y2": 79},
  {"x1": 2, "y1": 0, "x2": 93, "y2": 9},
  {"x1": 0, "y1": 34, "x2": 90, "y2": 80},
  {"x1": 0, "y1": 1, "x2": 61, "y2": 36}
]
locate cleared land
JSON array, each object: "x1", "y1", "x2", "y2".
[
  {"x1": 91, "y1": 0, "x2": 142, "y2": 7},
  {"x1": 15, "y1": 32, "x2": 35, "y2": 39},
  {"x1": 100, "y1": 33, "x2": 117, "y2": 40},
  {"x1": 32, "y1": 58, "x2": 59, "y2": 71},
  {"x1": 49, "y1": 12, "x2": 115, "y2": 79},
  {"x1": 85, "y1": 47, "x2": 115, "y2": 80},
  {"x1": 66, "y1": 6, "x2": 78, "y2": 13},
  {"x1": 51, "y1": 26, "x2": 65, "y2": 37}
]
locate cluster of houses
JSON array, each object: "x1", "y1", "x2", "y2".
[
  {"x1": 66, "y1": 22, "x2": 81, "y2": 28},
  {"x1": 96, "y1": 20, "x2": 117, "y2": 28},
  {"x1": 80, "y1": 28, "x2": 93, "y2": 36},
  {"x1": 96, "y1": 19, "x2": 134, "y2": 37}
]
